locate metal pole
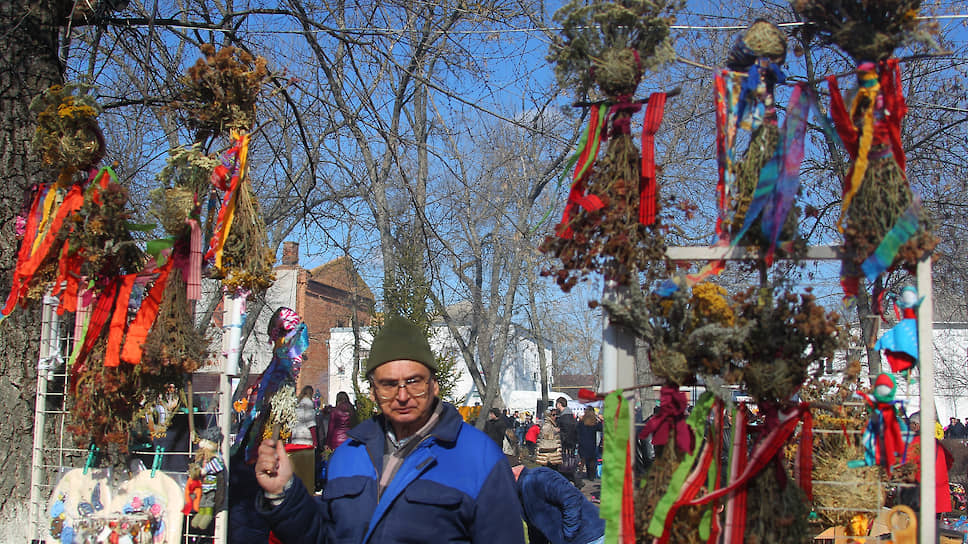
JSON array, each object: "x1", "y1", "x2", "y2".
[
  {"x1": 29, "y1": 296, "x2": 58, "y2": 541},
  {"x1": 214, "y1": 289, "x2": 245, "y2": 544},
  {"x1": 917, "y1": 255, "x2": 935, "y2": 544}
]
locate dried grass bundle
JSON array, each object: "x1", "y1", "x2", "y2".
[
  {"x1": 635, "y1": 428, "x2": 686, "y2": 541},
  {"x1": 150, "y1": 186, "x2": 196, "y2": 238},
  {"x1": 171, "y1": 45, "x2": 269, "y2": 137},
  {"x1": 549, "y1": 0, "x2": 682, "y2": 98},
  {"x1": 791, "y1": 0, "x2": 935, "y2": 62},
  {"x1": 141, "y1": 266, "x2": 209, "y2": 379},
  {"x1": 210, "y1": 182, "x2": 275, "y2": 293},
  {"x1": 542, "y1": 133, "x2": 670, "y2": 289},
  {"x1": 744, "y1": 467, "x2": 811, "y2": 543},
  {"x1": 68, "y1": 342, "x2": 141, "y2": 450},
  {"x1": 843, "y1": 152, "x2": 938, "y2": 270},
  {"x1": 29, "y1": 83, "x2": 104, "y2": 175},
  {"x1": 156, "y1": 145, "x2": 220, "y2": 195},
  {"x1": 812, "y1": 439, "x2": 883, "y2": 527}
]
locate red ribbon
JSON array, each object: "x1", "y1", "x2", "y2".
[
  {"x1": 69, "y1": 279, "x2": 120, "y2": 394},
  {"x1": 1, "y1": 185, "x2": 85, "y2": 317},
  {"x1": 713, "y1": 73, "x2": 728, "y2": 240},
  {"x1": 104, "y1": 274, "x2": 137, "y2": 368},
  {"x1": 639, "y1": 92, "x2": 667, "y2": 226},
  {"x1": 723, "y1": 406, "x2": 749, "y2": 543},
  {"x1": 622, "y1": 440, "x2": 635, "y2": 544},
  {"x1": 560, "y1": 107, "x2": 606, "y2": 238},
  {"x1": 120, "y1": 259, "x2": 173, "y2": 365},
  {"x1": 795, "y1": 409, "x2": 814, "y2": 500},
  {"x1": 639, "y1": 384, "x2": 693, "y2": 453}
]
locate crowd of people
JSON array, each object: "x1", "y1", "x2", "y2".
[{"x1": 238, "y1": 316, "x2": 605, "y2": 544}]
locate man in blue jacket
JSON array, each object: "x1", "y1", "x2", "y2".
[
  {"x1": 512, "y1": 464, "x2": 605, "y2": 544},
  {"x1": 254, "y1": 316, "x2": 525, "y2": 543}
]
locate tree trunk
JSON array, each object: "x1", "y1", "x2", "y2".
[{"x1": 0, "y1": 0, "x2": 69, "y2": 519}]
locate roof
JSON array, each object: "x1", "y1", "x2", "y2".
[{"x1": 307, "y1": 256, "x2": 375, "y2": 301}]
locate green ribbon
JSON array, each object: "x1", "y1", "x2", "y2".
[
  {"x1": 648, "y1": 391, "x2": 715, "y2": 538},
  {"x1": 602, "y1": 390, "x2": 630, "y2": 543},
  {"x1": 146, "y1": 237, "x2": 175, "y2": 265}
]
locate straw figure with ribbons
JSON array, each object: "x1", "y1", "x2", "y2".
[
  {"x1": 541, "y1": 0, "x2": 683, "y2": 292},
  {"x1": 791, "y1": 0, "x2": 940, "y2": 301}
]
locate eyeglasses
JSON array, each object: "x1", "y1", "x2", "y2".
[{"x1": 372, "y1": 376, "x2": 432, "y2": 400}]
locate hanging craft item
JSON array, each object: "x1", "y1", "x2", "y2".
[
  {"x1": 47, "y1": 468, "x2": 112, "y2": 544},
  {"x1": 107, "y1": 466, "x2": 185, "y2": 544},
  {"x1": 716, "y1": 20, "x2": 795, "y2": 249},
  {"x1": 182, "y1": 433, "x2": 226, "y2": 531},
  {"x1": 1, "y1": 84, "x2": 107, "y2": 323},
  {"x1": 603, "y1": 278, "x2": 740, "y2": 387},
  {"x1": 233, "y1": 306, "x2": 309, "y2": 462},
  {"x1": 791, "y1": 0, "x2": 939, "y2": 298},
  {"x1": 601, "y1": 391, "x2": 635, "y2": 544},
  {"x1": 169, "y1": 44, "x2": 269, "y2": 140},
  {"x1": 848, "y1": 373, "x2": 909, "y2": 475},
  {"x1": 204, "y1": 130, "x2": 275, "y2": 293},
  {"x1": 541, "y1": 0, "x2": 682, "y2": 291},
  {"x1": 874, "y1": 285, "x2": 921, "y2": 373}
]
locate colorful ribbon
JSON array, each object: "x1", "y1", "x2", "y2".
[
  {"x1": 559, "y1": 105, "x2": 607, "y2": 238},
  {"x1": 639, "y1": 384, "x2": 693, "y2": 453},
  {"x1": 119, "y1": 259, "x2": 174, "y2": 365},
  {"x1": 205, "y1": 131, "x2": 249, "y2": 267},
  {"x1": 861, "y1": 202, "x2": 921, "y2": 281},
  {"x1": 602, "y1": 391, "x2": 634, "y2": 544},
  {"x1": 0, "y1": 183, "x2": 85, "y2": 323},
  {"x1": 639, "y1": 92, "x2": 667, "y2": 226}
]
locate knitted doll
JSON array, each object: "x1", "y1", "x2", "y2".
[
  {"x1": 187, "y1": 438, "x2": 225, "y2": 530},
  {"x1": 849, "y1": 373, "x2": 908, "y2": 474}
]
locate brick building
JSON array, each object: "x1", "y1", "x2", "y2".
[
  {"x1": 274, "y1": 242, "x2": 375, "y2": 400},
  {"x1": 204, "y1": 242, "x2": 374, "y2": 402}
]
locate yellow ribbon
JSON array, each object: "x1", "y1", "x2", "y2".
[
  {"x1": 32, "y1": 186, "x2": 62, "y2": 254},
  {"x1": 213, "y1": 130, "x2": 250, "y2": 269},
  {"x1": 838, "y1": 70, "x2": 880, "y2": 232}
]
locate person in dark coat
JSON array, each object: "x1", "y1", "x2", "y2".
[
  {"x1": 254, "y1": 316, "x2": 524, "y2": 543},
  {"x1": 577, "y1": 409, "x2": 602, "y2": 481},
  {"x1": 512, "y1": 464, "x2": 605, "y2": 544},
  {"x1": 484, "y1": 407, "x2": 508, "y2": 448}
]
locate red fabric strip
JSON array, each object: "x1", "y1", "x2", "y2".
[
  {"x1": 826, "y1": 75, "x2": 859, "y2": 160},
  {"x1": 120, "y1": 260, "x2": 173, "y2": 365},
  {"x1": 68, "y1": 280, "x2": 120, "y2": 395},
  {"x1": 879, "y1": 58, "x2": 906, "y2": 174},
  {"x1": 713, "y1": 74, "x2": 727, "y2": 239},
  {"x1": 795, "y1": 409, "x2": 814, "y2": 500},
  {"x1": 686, "y1": 404, "x2": 808, "y2": 507},
  {"x1": 2, "y1": 186, "x2": 83, "y2": 316},
  {"x1": 639, "y1": 92, "x2": 667, "y2": 225},
  {"x1": 724, "y1": 406, "x2": 749, "y2": 543},
  {"x1": 104, "y1": 274, "x2": 137, "y2": 367},
  {"x1": 622, "y1": 440, "x2": 635, "y2": 544}
]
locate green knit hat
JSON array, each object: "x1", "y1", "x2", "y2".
[{"x1": 365, "y1": 316, "x2": 436, "y2": 375}]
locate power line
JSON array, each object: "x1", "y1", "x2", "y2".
[{"x1": 105, "y1": 14, "x2": 968, "y2": 37}]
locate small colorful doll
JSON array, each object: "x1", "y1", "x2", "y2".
[
  {"x1": 874, "y1": 286, "x2": 920, "y2": 373},
  {"x1": 849, "y1": 373, "x2": 908, "y2": 474}
]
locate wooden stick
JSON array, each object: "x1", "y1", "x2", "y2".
[{"x1": 571, "y1": 87, "x2": 682, "y2": 108}]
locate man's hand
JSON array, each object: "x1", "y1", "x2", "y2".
[{"x1": 255, "y1": 438, "x2": 294, "y2": 495}]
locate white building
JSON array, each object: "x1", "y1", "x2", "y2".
[{"x1": 327, "y1": 322, "x2": 553, "y2": 407}]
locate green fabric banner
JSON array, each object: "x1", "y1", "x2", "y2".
[{"x1": 601, "y1": 391, "x2": 630, "y2": 543}]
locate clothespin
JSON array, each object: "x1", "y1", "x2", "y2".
[
  {"x1": 83, "y1": 443, "x2": 97, "y2": 475},
  {"x1": 151, "y1": 445, "x2": 164, "y2": 478}
]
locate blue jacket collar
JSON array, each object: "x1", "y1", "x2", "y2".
[{"x1": 347, "y1": 401, "x2": 463, "y2": 467}]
